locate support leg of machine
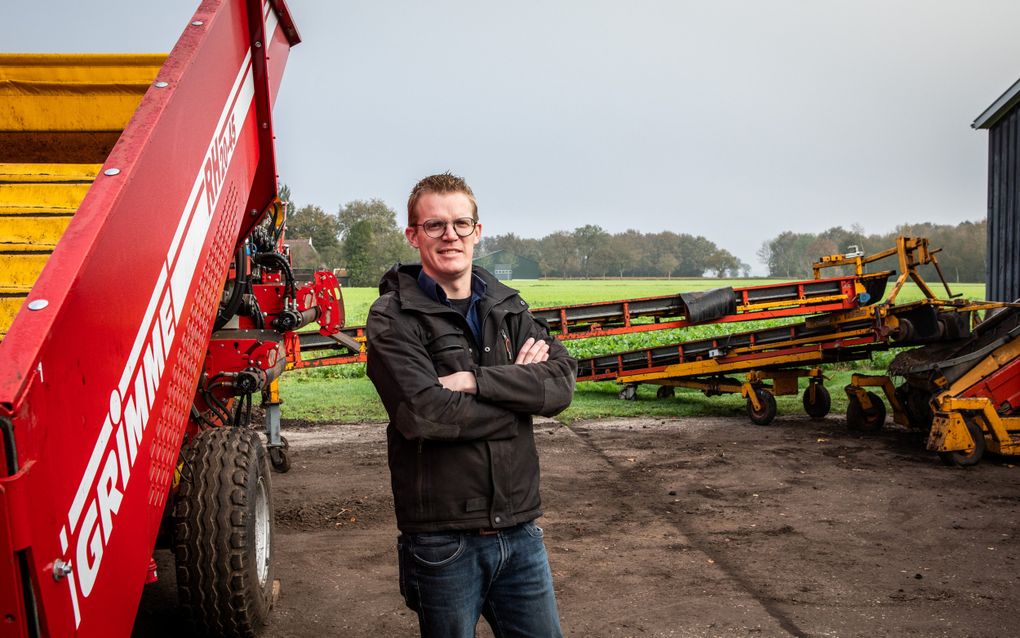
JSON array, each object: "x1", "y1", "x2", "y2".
[{"x1": 263, "y1": 379, "x2": 290, "y2": 472}]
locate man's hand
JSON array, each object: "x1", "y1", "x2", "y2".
[
  {"x1": 515, "y1": 337, "x2": 550, "y2": 365},
  {"x1": 439, "y1": 338, "x2": 548, "y2": 394},
  {"x1": 439, "y1": 370, "x2": 478, "y2": 394}
]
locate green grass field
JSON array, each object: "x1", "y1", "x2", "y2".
[{"x1": 282, "y1": 278, "x2": 987, "y2": 424}]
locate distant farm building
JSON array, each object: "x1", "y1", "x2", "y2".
[
  {"x1": 473, "y1": 250, "x2": 541, "y2": 280},
  {"x1": 332, "y1": 267, "x2": 350, "y2": 287},
  {"x1": 974, "y1": 79, "x2": 1020, "y2": 302},
  {"x1": 285, "y1": 237, "x2": 323, "y2": 283}
]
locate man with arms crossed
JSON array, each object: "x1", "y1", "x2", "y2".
[{"x1": 366, "y1": 172, "x2": 576, "y2": 637}]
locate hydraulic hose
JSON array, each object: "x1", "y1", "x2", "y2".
[
  {"x1": 252, "y1": 251, "x2": 296, "y2": 297},
  {"x1": 214, "y1": 245, "x2": 248, "y2": 331},
  {"x1": 1, "y1": 416, "x2": 17, "y2": 475}
]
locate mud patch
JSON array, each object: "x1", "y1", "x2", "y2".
[{"x1": 276, "y1": 495, "x2": 391, "y2": 531}]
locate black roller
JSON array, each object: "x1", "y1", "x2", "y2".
[{"x1": 679, "y1": 287, "x2": 737, "y2": 324}]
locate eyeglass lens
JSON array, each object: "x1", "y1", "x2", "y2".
[{"x1": 422, "y1": 218, "x2": 476, "y2": 238}]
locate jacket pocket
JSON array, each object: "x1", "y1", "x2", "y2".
[
  {"x1": 426, "y1": 331, "x2": 472, "y2": 375},
  {"x1": 431, "y1": 348, "x2": 471, "y2": 376}
]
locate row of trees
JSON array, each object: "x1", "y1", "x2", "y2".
[
  {"x1": 283, "y1": 190, "x2": 748, "y2": 284},
  {"x1": 281, "y1": 186, "x2": 987, "y2": 285},
  {"x1": 757, "y1": 220, "x2": 986, "y2": 282},
  {"x1": 478, "y1": 228, "x2": 748, "y2": 278}
]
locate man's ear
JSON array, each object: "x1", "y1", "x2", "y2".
[{"x1": 405, "y1": 226, "x2": 418, "y2": 248}]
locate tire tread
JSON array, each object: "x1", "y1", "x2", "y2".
[{"x1": 173, "y1": 427, "x2": 272, "y2": 637}]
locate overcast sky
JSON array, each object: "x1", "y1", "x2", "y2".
[{"x1": 5, "y1": 1, "x2": 1020, "y2": 273}]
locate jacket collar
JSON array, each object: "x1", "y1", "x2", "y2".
[
  {"x1": 417, "y1": 269, "x2": 487, "y2": 305},
  {"x1": 379, "y1": 263, "x2": 520, "y2": 314}
]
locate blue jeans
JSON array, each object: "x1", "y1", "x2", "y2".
[{"x1": 397, "y1": 521, "x2": 563, "y2": 638}]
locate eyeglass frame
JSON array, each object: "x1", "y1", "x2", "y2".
[{"x1": 412, "y1": 217, "x2": 479, "y2": 238}]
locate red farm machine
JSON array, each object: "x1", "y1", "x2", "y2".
[{"x1": 0, "y1": 1, "x2": 345, "y2": 636}]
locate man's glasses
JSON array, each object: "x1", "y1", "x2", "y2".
[{"x1": 415, "y1": 217, "x2": 477, "y2": 238}]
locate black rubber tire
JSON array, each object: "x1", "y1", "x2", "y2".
[
  {"x1": 896, "y1": 383, "x2": 934, "y2": 431},
  {"x1": 746, "y1": 388, "x2": 777, "y2": 426},
  {"x1": 269, "y1": 436, "x2": 291, "y2": 474},
  {"x1": 938, "y1": 416, "x2": 986, "y2": 467},
  {"x1": 802, "y1": 384, "x2": 831, "y2": 420},
  {"x1": 846, "y1": 391, "x2": 886, "y2": 433},
  {"x1": 174, "y1": 427, "x2": 274, "y2": 637},
  {"x1": 656, "y1": 385, "x2": 675, "y2": 400}
]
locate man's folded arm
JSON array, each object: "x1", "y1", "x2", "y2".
[
  {"x1": 473, "y1": 315, "x2": 577, "y2": 417},
  {"x1": 367, "y1": 303, "x2": 519, "y2": 442}
]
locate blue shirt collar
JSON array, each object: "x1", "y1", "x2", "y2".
[{"x1": 416, "y1": 269, "x2": 487, "y2": 305}]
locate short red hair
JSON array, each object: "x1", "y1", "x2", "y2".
[{"x1": 407, "y1": 172, "x2": 478, "y2": 226}]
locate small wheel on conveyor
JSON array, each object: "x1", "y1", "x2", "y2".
[
  {"x1": 656, "y1": 385, "x2": 675, "y2": 400},
  {"x1": 895, "y1": 383, "x2": 934, "y2": 431},
  {"x1": 746, "y1": 387, "x2": 777, "y2": 426},
  {"x1": 269, "y1": 436, "x2": 291, "y2": 473},
  {"x1": 619, "y1": 385, "x2": 638, "y2": 401},
  {"x1": 802, "y1": 383, "x2": 831, "y2": 420},
  {"x1": 846, "y1": 391, "x2": 886, "y2": 433},
  {"x1": 937, "y1": 416, "x2": 986, "y2": 467}
]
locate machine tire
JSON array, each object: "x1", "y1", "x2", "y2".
[
  {"x1": 802, "y1": 383, "x2": 831, "y2": 420},
  {"x1": 656, "y1": 385, "x2": 675, "y2": 400},
  {"x1": 746, "y1": 388, "x2": 777, "y2": 426},
  {"x1": 619, "y1": 385, "x2": 638, "y2": 401},
  {"x1": 937, "y1": 416, "x2": 986, "y2": 467},
  {"x1": 896, "y1": 383, "x2": 934, "y2": 431},
  {"x1": 846, "y1": 391, "x2": 886, "y2": 433},
  {"x1": 174, "y1": 427, "x2": 274, "y2": 637},
  {"x1": 269, "y1": 436, "x2": 291, "y2": 474}
]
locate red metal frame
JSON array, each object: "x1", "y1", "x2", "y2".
[
  {"x1": 298, "y1": 272, "x2": 344, "y2": 336},
  {"x1": 287, "y1": 326, "x2": 366, "y2": 369},
  {"x1": 0, "y1": 2, "x2": 299, "y2": 636},
  {"x1": 286, "y1": 273, "x2": 882, "y2": 370},
  {"x1": 285, "y1": 271, "x2": 885, "y2": 367},
  {"x1": 548, "y1": 300, "x2": 858, "y2": 340},
  {"x1": 577, "y1": 335, "x2": 882, "y2": 383},
  {"x1": 961, "y1": 355, "x2": 1020, "y2": 413},
  {"x1": 544, "y1": 275, "x2": 875, "y2": 340}
]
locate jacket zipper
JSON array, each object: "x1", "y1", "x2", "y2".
[{"x1": 500, "y1": 329, "x2": 512, "y2": 361}]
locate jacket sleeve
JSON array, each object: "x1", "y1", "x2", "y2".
[
  {"x1": 473, "y1": 311, "x2": 578, "y2": 417},
  {"x1": 366, "y1": 297, "x2": 519, "y2": 442}
]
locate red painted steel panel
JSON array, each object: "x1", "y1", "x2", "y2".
[
  {"x1": 0, "y1": 1, "x2": 296, "y2": 635},
  {"x1": 962, "y1": 355, "x2": 1020, "y2": 412}
]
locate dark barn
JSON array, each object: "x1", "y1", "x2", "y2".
[
  {"x1": 974, "y1": 79, "x2": 1020, "y2": 302},
  {"x1": 473, "y1": 250, "x2": 542, "y2": 280}
]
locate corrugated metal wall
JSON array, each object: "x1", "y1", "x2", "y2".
[{"x1": 987, "y1": 107, "x2": 1020, "y2": 302}]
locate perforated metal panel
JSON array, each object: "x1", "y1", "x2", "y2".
[{"x1": 147, "y1": 183, "x2": 242, "y2": 507}]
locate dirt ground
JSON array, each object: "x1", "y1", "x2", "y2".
[{"x1": 135, "y1": 414, "x2": 1020, "y2": 637}]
